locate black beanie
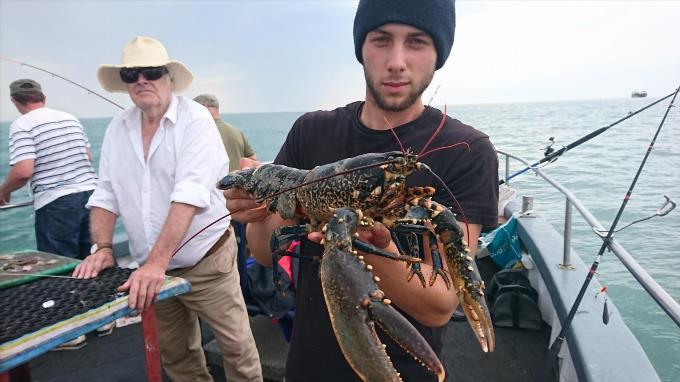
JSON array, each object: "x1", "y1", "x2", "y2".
[{"x1": 353, "y1": 0, "x2": 455, "y2": 70}]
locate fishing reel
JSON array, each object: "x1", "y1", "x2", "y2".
[{"x1": 543, "y1": 137, "x2": 556, "y2": 157}]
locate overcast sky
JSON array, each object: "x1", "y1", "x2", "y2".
[{"x1": 1, "y1": 0, "x2": 678, "y2": 122}]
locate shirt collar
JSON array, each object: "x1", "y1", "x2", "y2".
[{"x1": 123, "y1": 94, "x2": 179, "y2": 128}]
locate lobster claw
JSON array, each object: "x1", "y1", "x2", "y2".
[
  {"x1": 321, "y1": 208, "x2": 445, "y2": 382},
  {"x1": 431, "y1": 209, "x2": 496, "y2": 353},
  {"x1": 451, "y1": 256, "x2": 495, "y2": 353},
  {"x1": 399, "y1": 197, "x2": 496, "y2": 354}
]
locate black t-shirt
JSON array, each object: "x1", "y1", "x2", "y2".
[{"x1": 275, "y1": 101, "x2": 498, "y2": 381}]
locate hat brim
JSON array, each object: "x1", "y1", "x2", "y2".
[{"x1": 97, "y1": 60, "x2": 193, "y2": 93}]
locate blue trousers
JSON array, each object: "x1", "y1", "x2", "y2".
[
  {"x1": 35, "y1": 190, "x2": 93, "y2": 259},
  {"x1": 232, "y1": 221, "x2": 249, "y2": 292}
]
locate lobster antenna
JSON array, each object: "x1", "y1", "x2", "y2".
[
  {"x1": 383, "y1": 116, "x2": 407, "y2": 155},
  {"x1": 417, "y1": 104, "x2": 448, "y2": 157},
  {"x1": 419, "y1": 141, "x2": 470, "y2": 159},
  {"x1": 425, "y1": 167, "x2": 471, "y2": 243},
  {"x1": 175, "y1": 159, "x2": 403, "y2": 255},
  {"x1": 172, "y1": 212, "x2": 232, "y2": 256}
]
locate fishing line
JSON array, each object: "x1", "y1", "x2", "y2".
[
  {"x1": 594, "y1": 195, "x2": 676, "y2": 235},
  {"x1": 535, "y1": 84, "x2": 680, "y2": 382},
  {"x1": 1, "y1": 57, "x2": 124, "y2": 110},
  {"x1": 0, "y1": 58, "x2": 125, "y2": 210},
  {"x1": 427, "y1": 84, "x2": 441, "y2": 107},
  {"x1": 500, "y1": 90, "x2": 676, "y2": 185}
]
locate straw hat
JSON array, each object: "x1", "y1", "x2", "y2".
[{"x1": 97, "y1": 36, "x2": 193, "y2": 93}]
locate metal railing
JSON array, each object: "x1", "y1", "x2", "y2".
[
  {"x1": 0, "y1": 200, "x2": 33, "y2": 210},
  {"x1": 498, "y1": 149, "x2": 680, "y2": 327}
]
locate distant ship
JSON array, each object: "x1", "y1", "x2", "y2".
[{"x1": 631, "y1": 90, "x2": 648, "y2": 98}]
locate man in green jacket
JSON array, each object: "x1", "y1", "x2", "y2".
[{"x1": 194, "y1": 94, "x2": 259, "y2": 172}]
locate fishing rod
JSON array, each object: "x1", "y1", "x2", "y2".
[
  {"x1": 0, "y1": 58, "x2": 125, "y2": 211},
  {"x1": 535, "y1": 84, "x2": 680, "y2": 382},
  {"x1": 0, "y1": 200, "x2": 33, "y2": 210},
  {"x1": 500, "y1": 90, "x2": 676, "y2": 185},
  {"x1": 1, "y1": 57, "x2": 124, "y2": 110}
]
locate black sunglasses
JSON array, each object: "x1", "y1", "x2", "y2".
[{"x1": 119, "y1": 66, "x2": 169, "y2": 84}]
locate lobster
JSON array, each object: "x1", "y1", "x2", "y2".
[{"x1": 217, "y1": 150, "x2": 495, "y2": 381}]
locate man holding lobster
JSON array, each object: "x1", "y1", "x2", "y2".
[{"x1": 225, "y1": 1, "x2": 498, "y2": 380}]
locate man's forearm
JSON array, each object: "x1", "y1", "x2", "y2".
[
  {"x1": 246, "y1": 214, "x2": 298, "y2": 267},
  {"x1": 0, "y1": 161, "x2": 34, "y2": 199},
  {"x1": 0, "y1": 174, "x2": 28, "y2": 195},
  {"x1": 146, "y1": 202, "x2": 197, "y2": 269},
  {"x1": 90, "y1": 207, "x2": 117, "y2": 245},
  {"x1": 362, "y1": 221, "x2": 482, "y2": 327}
]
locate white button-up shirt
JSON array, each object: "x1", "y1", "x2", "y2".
[{"x1": 87, "y1": 95, "x2": 230, "y2": 269}]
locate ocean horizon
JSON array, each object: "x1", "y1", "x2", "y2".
[{"x1": 0, "y1": 95, "x2": 660, "y2": 125}]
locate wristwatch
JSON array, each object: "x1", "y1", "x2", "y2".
[{"x1": 90, "y1": 243, "x2": 113, "y2": 255}]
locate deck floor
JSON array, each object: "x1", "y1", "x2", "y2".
[
  {"x1": 27, "y1": 312, "x2": 548, "y2": 382},
  {"x1": 27, "y1": 323, "x2": 229, "y2": 382},
  {"x1": 27, "y1": 258, "x2": 550, "y2": 381}
]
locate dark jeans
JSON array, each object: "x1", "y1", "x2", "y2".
[
  {"x1": 35, "y1": 190, "x2": 93, "y2": 260},
  {"x1": 232, "y1": 221, "x2": 249, "y2": 292}
]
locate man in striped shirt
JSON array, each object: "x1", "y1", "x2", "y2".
[{"x1": 0, "y1": 79, "x2": 97, "y2": 259}]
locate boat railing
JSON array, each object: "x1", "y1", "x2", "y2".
[
  {"x1": 498, "y1": 149, "x2": 680, "y2": 327},
  {"x1": 0, "y1": 200, "x2": 33, "y2": 210}
]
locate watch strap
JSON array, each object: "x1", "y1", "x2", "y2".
[{"x1": 95, "y1": 243, "x2": 113, "y2": 252}]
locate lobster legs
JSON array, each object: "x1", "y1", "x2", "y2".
[
  {"x1": 321, "y1": 208, "x2": 445, "y2": 382},
  {"x1": 392, "y1": 188, "x2": 495, "y2": 353}
]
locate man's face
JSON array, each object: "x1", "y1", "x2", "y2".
[
  {"x1": 125, "y1": 69, "x2": 173, "y2": 111},
  {"x1": 362, "y1": 23, "x2": 437, "y2": 112}
]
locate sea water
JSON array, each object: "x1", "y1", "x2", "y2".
[{"x1": 1, "y1": 98, "x2": 678, "y2": 380}]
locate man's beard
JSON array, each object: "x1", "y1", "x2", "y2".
[{"x1": 364, "y1": 69, "x2": 434, "y2": 112}]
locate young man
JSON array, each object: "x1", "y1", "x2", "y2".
[
  {"x1": 74, "y1": 36, "x2": 262, "y2": 382},
  {"x1": 0, "y1": 79, "x2": 97, "y2": 260},
  {"x1": 224, "y1": 1, "x2": 498, "y2": 380}
]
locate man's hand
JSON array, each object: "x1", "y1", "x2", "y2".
[
  {"x1": 0, "y1": 189, "x2": 10, "y2": 206},
  {"x1": 308, "y1": 221, "x2": 395, "y2": 252},
  {"x1": 239, "y1": 157, "x2": 261, "y2": 170},
  {"x1": 72, "y1": 249, "x2": 116, "y2": 278},
  {"x1": 224, "y1": 188, "x2": 270, "y2": 224},
  {"x1": 117, "y1": 262, "x2": 166, "y2": 311}
]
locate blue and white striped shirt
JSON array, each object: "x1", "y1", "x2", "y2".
[{"x1": 9, "y1": 107, "x2": 97, "y2": 209}]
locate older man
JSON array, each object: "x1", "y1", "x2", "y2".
[{"x1": 73, "y1": 36, "x2": 262, "y2": 382}]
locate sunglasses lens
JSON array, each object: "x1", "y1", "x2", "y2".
[
  {"x1": 140, "y1": 67, "x2": 167, "y2": 81},
  {"x1": 119, "y1": 67, "x2": 167, "y2": 84},
  {"x1": 119, "y1": 68, "x2": 140, "y2": 84}
]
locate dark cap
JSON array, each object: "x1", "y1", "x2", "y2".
[
  {"x1": 10, "y1": 79, "x2": 43, "y2": 95},
  {"x1": 193, "y1": 94, "x2": 219, "y2": 108},
  {"x1": 353, "y1": 0, "x2": 456, "y2": 70}
]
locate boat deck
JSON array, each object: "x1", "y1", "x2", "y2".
[
  {"x1": 443, "y1": 257, "x2": 551, "y2": 381},
  {"x1": 27, "y1": 258, "x2": 551, "y2": 381}
]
